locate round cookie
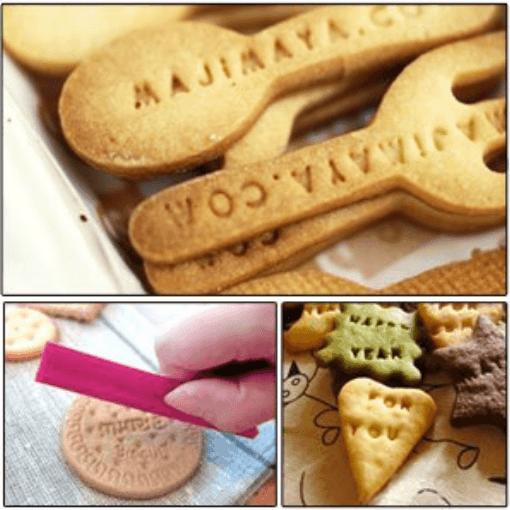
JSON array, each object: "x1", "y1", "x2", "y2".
[
  {"x1": 5, "y1": 307, "x2": 59, "y2": 361},
  {"x1": 61, "y1": 397, "x2": 203, "y2": 500}
]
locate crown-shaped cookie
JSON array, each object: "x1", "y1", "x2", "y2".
[
  {"x1": 417, "y1": 303, "x2": 505, "y2": 348},
  {"x1": 338, "y1": 377, "x2": 437, "y2": 503},
  {"x1": 315, "y1": 304, "x2": 421, "y2": 384},
  {"x1": 283, "y1": 303, "x2": 342, "y2": 352}
]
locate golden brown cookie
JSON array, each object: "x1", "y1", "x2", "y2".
[
  {"x1": 283, "y1": 303, "x2": 343, "y2": 353},
  {"x1": 417, "y1": 303, "x2": 505, "y2": 348},
  {"x1": 129, "y1": 32, "x2": 505, "y2": 264},
  {"x1": 26, "y1": 303, "x2": 105, "y2": 322},
  {"x1": 145, "y1": 191, "x2": 505, "y2": 295},
  {"x1": 5, "y1": 307, "x2": 59, "y2": 361},
  {"x1": 60, "y1": 5, "x2": 503, "y2": 177},
  {"x1": 61, "y1": 396, "x2": 203, "y2": 500},
  {"x1": 338, "y1": 378, "x2": 437, "y2": 504},
  {"x1": 2, "y1": 5, "x2": 194, "y2": 75}
]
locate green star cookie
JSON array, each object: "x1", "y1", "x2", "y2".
[{"x1": 314, "y1": 304, "x2": 422, "y2": 385}]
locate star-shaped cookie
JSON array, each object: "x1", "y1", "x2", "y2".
[{"x1": 433, "y1": 314, "x2": 506, "y2": 429}]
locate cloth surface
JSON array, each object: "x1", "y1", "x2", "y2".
[
  {"x1": 283, "y1": 348, "x2": 506, "y2": 505},
  {"x1": 5, "y1": 304, "x2": 275, "y2": 505}
]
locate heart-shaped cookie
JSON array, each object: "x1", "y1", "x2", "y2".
[{"x1": 338, "y1": 378, "x2": 437, "y2": 504}]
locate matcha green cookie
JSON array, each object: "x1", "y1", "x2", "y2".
[{"x1": 315, "y1": 304, "x2": 422, "y2": 385}]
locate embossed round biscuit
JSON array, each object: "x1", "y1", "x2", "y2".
[
  {"x1": 61, "y1": 397, "x2": 203, "y2": 500},
  {"x1": 5, "y1": 307, "x2": 59, "y2": 361}
]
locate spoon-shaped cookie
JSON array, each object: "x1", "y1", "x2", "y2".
[
  {"x1": 2, "y1": 5, "x2": 194, "y2": 75},
  {"x1": 94, "y1": 78, "x2": 389, "y2": 273},
  {"x1": 59, "y1": 5, "x2": 503, "y2": 177},
  {"x1": 143, "y1": 191, "x2": 505, "y2": 295},
  {"x1": 129, "y1": 32, "x2": 506, "y2": 265},
  {"x1": 224, "y1": 76, "x2": 391, "y2": 166},
  {"x1": 194, "y1": 4, "x2": 316, "y2": 34},
  {"x1": 142, "y1": 52, "x2": 503, "y2": 294}
]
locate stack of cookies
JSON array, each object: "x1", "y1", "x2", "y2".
[{"x1": 3, "y1": 5, "x2": 506, "y2": 294}]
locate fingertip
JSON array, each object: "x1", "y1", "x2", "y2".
[{"x1": 163, "y1": 373, "x2": 274, "y2": 434}]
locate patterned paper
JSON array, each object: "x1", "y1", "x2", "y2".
[{"x1": 283, "y1": 349, "x2": 506, "y2": 506}]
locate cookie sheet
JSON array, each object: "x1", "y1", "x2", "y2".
[{"x1": 3, "y1": 50, "x2": 505, "y2": 294}]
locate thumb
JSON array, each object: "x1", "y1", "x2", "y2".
[{"x1": 164, "y1": 370, "x2": 275, "y2": 434}]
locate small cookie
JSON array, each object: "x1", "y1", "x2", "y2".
[
  {"x1": 62, "y1": 396, "x2": 203, "y2": 500},
  {"x1": 283, "y1": 303, "x2": 342, "y2": 353},
  {"x1": 5, "y1": 307, "x2": 59, "y2": 361},
  {"x1": 432, "y1": 314, "x2": 506, "y2": 429},
  {"x1": 314, "y1": 304, "x2": 421, "y2": 385},
  {"x1": 338, "y1": 378, "x2": 437, "y2": 504},
  {"x1": 26, "y1": 303, "x2": 105, "y2": 322},
  {"x1": 417, "y1": 303, "x2": 505, "y2": 348}
]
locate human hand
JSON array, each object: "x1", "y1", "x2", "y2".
[{"x1": 155, "y1": 304, "x2": 276, "y2": 434}]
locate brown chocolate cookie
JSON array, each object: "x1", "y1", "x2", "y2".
[{"x1": 433, "y1": 314, "x2": 506, "y2": 429}]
